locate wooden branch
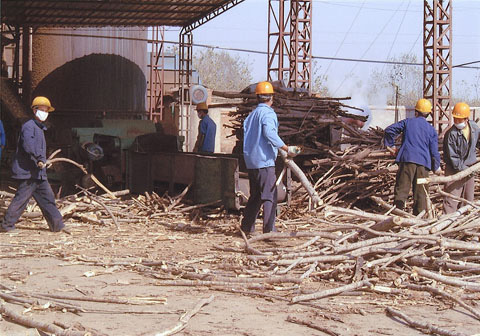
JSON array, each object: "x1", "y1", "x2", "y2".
[
  {"x1": 291, "y1": 280, "x2": 372, "y2": 303},
  {"x1": 413, "y1": 267, "x2": 480, "y2": 291},
  {"x1": 405, "y1": 283, "x2": 480, "y2": 321},
  {"x1": 279, "y1": 149, "x2": 323, "y2": 207},
  {"x1": 155, "y1": 295, "x2": 214, "y2": 336},
  {"x1": 417, "y1": 161, "x2": 480, "y2": 185},
  {"x1": 0, "y1": 303, "x2": 89, "y2": 336},
  {"x1": 286, "y1": 316, "x2": 340, "y2": 336},
  {"x1": 386, "y1": 307, "x2": 468, "y2": 336}
]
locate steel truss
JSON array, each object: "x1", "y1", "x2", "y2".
[
  {"x1": 268, "y1": 0, "x2": 312, "y2": 91},
  {"x1": 423, "y1": 0, "x2": 452, "y2": 133},
  {"x1": 182, "y1": 0, "x2": 245, "y2": 33}
]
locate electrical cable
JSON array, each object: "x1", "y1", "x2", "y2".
[
  {"x1": 381, "y1": 0, "x2": 411, "y2": 74},
  {"x1": 322, "y1": 0, "x2": 365, "y2": 77},
  {"x1": 332, "y1": 0, "x2": 406, "y2": 95},
  {"x1": 31, "y1": 31, "x2": 480, "y2": 70}
]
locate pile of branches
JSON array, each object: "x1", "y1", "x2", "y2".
[
  {"x1": 149, "y1": 205, "x2": 480, "y2": 335},
  {"x1": 0, "y1": 185, "x2": 221, "y2": 232},
  {"x1": 211, "y1": 85, "x2": 368, "y2": 151}
]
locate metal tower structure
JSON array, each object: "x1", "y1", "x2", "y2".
[
  {"x1": 268, "y1": 0, "x2": 312, "y2": 91},
  {"x1": 423, "y1": 0, "x2": 452, "y2": 133}
]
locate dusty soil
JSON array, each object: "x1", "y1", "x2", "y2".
[{"x1": 1, "y1": 214, "x2": 479, "y2": 336}]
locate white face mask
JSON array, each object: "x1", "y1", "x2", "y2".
[
  {"x1": 455, "y1": 122, "x2": 466, "y2": 130},
  {"x1": 35, "y1": 109, "x2": 49, "y2": 122}
]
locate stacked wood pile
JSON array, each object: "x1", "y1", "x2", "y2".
[
  {"x1": 212, "y1": 87, "x2": 410, "y2": 211},
  {"x1": 212, "y1": 87, "x2": 367, "y2": 150}
]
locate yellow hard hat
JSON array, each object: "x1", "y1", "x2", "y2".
[
  {"x1": 196, "y1": 102, "x2": 208, "y2": 111},
  {"x1": 255, "y1": 81, "x2": 274, "y2": 95},
  {"x1": 415, "y1": 98, "x2": 432, "y2": 114},
  {"x1": 31, "y1": 96, "x2": 55, "y2": 112},
  {"x1": 452, "y1": 102, "x2": 470, "y2": 119}
]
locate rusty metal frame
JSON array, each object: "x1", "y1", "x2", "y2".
[
  {"x1": 423, "y1": 0, "x2": 452, "y2": 133},
  {"x1": 178, "y1": 29, "x2": 193, "y2": 151},
  {"x1": 147, "y1": 26, "x2": 165, "y2": 122},
  {"x1": 267, "y1": 0, "x2": 290, "y2": 84},
  {"x1": 289, "y1": 0, "x2": 312, "y2": 90},
  {"x1": 268, "y1": 0, "x2": 312, "y2": 92},
  {"x1": 182, "y1": 0, "x2": 245, "y2": 34}
]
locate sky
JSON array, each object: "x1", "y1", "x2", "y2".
[{"x1": 164, "y1": 0, "x2": 480, "y2": 103}]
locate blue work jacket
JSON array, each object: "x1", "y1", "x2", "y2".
[
  {"x1": 243, "y1": 103, "x2": 285, "y2": 169},
  {"x1": 199, "y1": 114, "x2": 216, "y2": 153},
  {"x1": 0, "y1": 120, "x2": 5, "y2": 160},
  {"x1": 12, "y1": 119, "x2": 48, "y2": 180},
  {"x1": 384, "y1": 116, "x2": 441, "y2": 171}
]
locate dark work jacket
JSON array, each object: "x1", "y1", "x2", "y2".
[
  {"x1": 443, "y1": 120, "x2": 480, "y2": 172},
  {"x1": 384, "y1": 116, "x2": 441, "y2": 171},
  {"x1": 11, "y1": 119, "x2": 48, "y2": 180}
]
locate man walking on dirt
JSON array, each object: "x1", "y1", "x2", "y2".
[
  {"x1": 384, "y1": 98, "x2": 442, "y2": 216},
  {"x1": 241, "y1": 81, "x2": 299, "y2": 234},
  {"x1": 1, "y1": 96, "x2": 66, "y2": 233},
  {"x1": 443, "y1": 102, "x2": 480, "y2": 213}
]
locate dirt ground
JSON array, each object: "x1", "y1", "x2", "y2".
[{"x1": 1, "y1": 213, "x2": 479, "y2": 336}]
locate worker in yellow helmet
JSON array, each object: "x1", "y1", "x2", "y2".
[
  {"x1": 193, "y1": 102, "x2": 216, "y2": 153},
  {"x1": 384, "y1": 98, "x2": 442, "y2": 216},
  {"x1": 241, "y1": 81, "x2": 300, "y2": 235},
  {"x1": 443, "y1": 102, "x2": 480, "y2": 213},
  {"x1": 1, "y1": 96, "x2": 67, "y2": 233}
]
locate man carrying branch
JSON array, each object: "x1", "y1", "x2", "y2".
[
  {"x1": 241, "y1": 81, "x2": 300, "y2": 235},
  {"x1": 443, "y1": 102, "x2": 480, "y2": 214},
  {"x1": 384, "y1": 98, "x2": 442, "y2": 215}
]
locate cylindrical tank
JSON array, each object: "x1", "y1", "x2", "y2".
[{"x1": 31, "y1": 27, "x2": 148, "y2": 118}]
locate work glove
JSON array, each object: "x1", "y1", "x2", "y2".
[
  {"x1": 434, "y1": 167, "x2": 443, "y2": 176},
  {"x1": 37, "y1": 161, "x2": 46, "y2": 169},
  {"x1": 287, "y1": 146, "x2": 301, "y2": 157}
]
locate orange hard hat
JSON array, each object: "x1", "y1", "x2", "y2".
[
  {"x1": 255, "y1": 81, "x2": 274, "y2": 95},
  {"x1": 415, "y1": 98, "x2": 432, "y2": 114},
  {"x1": 452, "y1": 102, "x2": 470, "y2": 119},
  {"x1": 31, "y1": 96, "x2": 55, "y2": 112},
  {"x1": 196, "y1": 102, "x2": 208, "y2": 111}
]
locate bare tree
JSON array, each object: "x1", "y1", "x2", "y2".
[
  {"x1": 311, "y1": 61, "x2": 330, "y2": 96},
  {"x1": 193, "y1": 48, "x2": 252, "y2": 91},
  {"x1": 368, "y1": 53, "x2": 422, "y2": 107}
]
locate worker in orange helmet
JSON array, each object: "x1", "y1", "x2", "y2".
[
  {"x1": 1, "y1": 96, "x2": 67, "y2": 233},
  {"x1": 443, "y1": 102, "x2": 480, "y2": 213},
  {"x1": 193, "y1": 102, "x2": 216, "y2": 153},
  {"x1": 241, "y1": 81, "x2": 300, "y2": 235},
  {"x1": 384, "y1": 98, "x2": 442, "y2": 216}
]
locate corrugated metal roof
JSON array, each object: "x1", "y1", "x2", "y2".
[{"x1": 2, "y1": 0, "x2": 241, "y2": 28}]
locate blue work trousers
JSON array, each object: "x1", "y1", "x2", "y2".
[
  {"x1": 241, "y1": 166, "x2": 278, "y2": 233},
  {"x1": 2, "y1": 179, "x2": 64, "y2": 232}
]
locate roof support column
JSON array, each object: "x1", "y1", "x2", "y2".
[
  {"x1": 178, "y1": 29, "x2": 193, "y2": 151},
  {"x1": 147, "y1": 26, "x2": 165, "y2": 122}
]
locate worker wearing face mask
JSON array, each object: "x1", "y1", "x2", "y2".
[
  {"x1": 443, "y1": 102, "x2": 480, "y2": 214},
  {"x1": 1, "y1": 96, "x2": 66, "y2": 233}
]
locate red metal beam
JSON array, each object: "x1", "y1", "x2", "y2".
[
  {"x1": 423, "y1": 0, "x2": 452, "y2": 134},
  {"x1": 267, "y1": 0, "x2": 312, "y2": 92}
]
